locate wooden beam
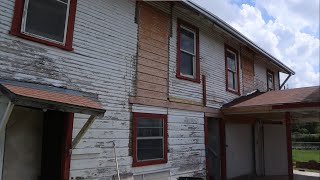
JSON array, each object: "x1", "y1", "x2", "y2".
[
  {"x1": 129, "y1": 96, "x2": 220, "y2": 115},
  {"x1": 0, "y1": 101, "x2": 14, "y2": 132},
  {"x1": 285, "y1": 112, "x2": 293, "y2": 180},
  {"x1": 222, "y1": 105, "x2": 272, "y2": 115},
  {"x1": 72, "y1": 115, "x2": 97, "y2": 149}
]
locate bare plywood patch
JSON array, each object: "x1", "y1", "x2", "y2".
[
  {"x1": 136, "y1": 2, "x2": 170, "y2": 100},
  {"x1": 241, "y1": 47, "x2": 255, "y2": 94}
]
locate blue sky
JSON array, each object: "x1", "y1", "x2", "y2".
[{"x1": 192, "y1": 0, "x2": 320, "y2": 88}]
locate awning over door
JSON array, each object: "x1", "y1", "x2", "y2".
[
  {"x1": 0, "y1": 79, "x2": 105, "y2": 116},
  {"x1": 0, "y1": 79, "x2": 106, "y2": 148}
]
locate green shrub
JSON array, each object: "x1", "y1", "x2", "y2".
[{"x1": 292, "y1": 134, "x2": 320, "y2": 142}]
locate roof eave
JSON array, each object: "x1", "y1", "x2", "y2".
[{"x1": 182, "y1": 0, "x2": 295, "y2": 75}]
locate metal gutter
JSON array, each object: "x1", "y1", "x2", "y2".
[{"x1": 182, "y1": 0, "x2": 295, "y2": 75}]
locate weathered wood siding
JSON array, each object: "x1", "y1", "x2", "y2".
[
  {"x1": 132, "y1": 104, "x2": 206, "y2": 178},
  {"x1": 0, "y1": 0, "x2": 284, "y2": 179},
  {"x1": 241, "y1": 47, "x2": 255, "y2": 94},
  {"x1": 168, "y1": 4, "x2": 242, "y2": 108},
  {"x1": 0, "y1": 0, "x2": 138, "y2": 179},
  {"x1": 254, "y1": 58, "x2": 280, "y2": 92},
  {"x1": 136, "y1": 2, "x2": 170, "y2": 101}
]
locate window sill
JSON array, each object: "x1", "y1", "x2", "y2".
[
  {"x1": 227, "y1": 88, "x2": 240, "y2": 96},
  {"x1": 176, "y1": 74, "x2": 200, "y2": 83},
  {"x1": 133, "y1": 159, "x2": 167, "y2": 167},
  {"x1": 10, "y1": 31, "x2": 73, "y2": 51}
]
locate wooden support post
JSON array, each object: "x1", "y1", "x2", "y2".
[
  {"x1": 285, "y1": 112, "x2": 293, "y2": 180},
  {"x1": 220, "y1": 119, "x2": 227, "y2": 180},
  {"x1": 204, "y1": 117, "x2": 209, "y2": 180},
  {"x1": 202, "y1": 75, "x2": 206, "y2": 106},
  {"x1": 0, "y1": 101, "x2": 14, "y2": 132},
  {"x1": 72, "y1": 115, "x2": 97, "y2": 149}
]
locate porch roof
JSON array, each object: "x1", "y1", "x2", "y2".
[
  {"x1": 222, "y1": 86, "x2": 320, "y2": 115},
  {"x1": 0, "y1": 79, "x2": 106, "y2": 116}
]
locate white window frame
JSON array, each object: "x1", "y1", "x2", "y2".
[
  {"x1": 179, "y1": 25, "x2": 197, "y2": 79},
  {"x1": 136, "y1": 118, "x2": 164, "y2": 162},
  {"x1": 227, "y1": 49, "x2": 238, "y2": 91},
  {"x1": 20, "y1": 0, "x2": 71, "y2": 45}
]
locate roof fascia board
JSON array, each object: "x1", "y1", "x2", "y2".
[{"x1": 13, "y1": 95, "x2": 105, "y2": 116}]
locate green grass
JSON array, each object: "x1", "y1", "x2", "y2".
[{"x1": 292, "y1": 150, "x2": 320, "y2": 163}]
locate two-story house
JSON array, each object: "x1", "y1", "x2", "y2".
[{"x1": 0, "y1": 0, "x2": 318, "y2": 180}]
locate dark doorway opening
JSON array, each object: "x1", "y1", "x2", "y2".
[
  {"x1": 206, "y1": 118, "x2": 222, "y2": 180},
  {"x1": 40, "y1": 110, "x2": 74, "y2": 180}
]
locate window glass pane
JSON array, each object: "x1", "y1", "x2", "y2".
[
  {"x1": 137, "y1": 118, "x2": 163, "y2": 137},
  {"x1": 138, "y1": 127, "x2": 163, "y2": 137},
  {"x1": 227, "y1": 57, "x2": 236, "y2": 71},
  {"x1": 228, "y1": 71, "x2": 234, "y2": 89},
  {"x1": 137, "y1": 139, "x2": 163, "y2": 161},
  {"x1": 180, "y1": 28, "x2": 195, "y2": 53},
  {"x1": 267, "y1": 73, "x2": 273, "y2": 89},
  {"x1": 180, "y1": 51, "x2": 194, "y2": 76},
  {"x1": 137, "y1": 118, "x2": 163, "y2": 128},
  {"x1": 24, "y1": 0, "x2": 68, "y2": 43},
  {"x1": 226, "y1": 51, "x2": 236, "y2": 60}
]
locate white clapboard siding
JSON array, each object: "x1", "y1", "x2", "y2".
[
  {"x1": 0, "y1": 0, "x2": 138, "y2": 179},
  {"x1": 132, "y1": 104, "x2": 206, "y2": 178},
  {"x1": 167, "y1": 5, "x2": 242, "y2": 108}
]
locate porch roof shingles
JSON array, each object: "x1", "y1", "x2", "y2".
[
  {"x1": 0, "y1": 80, "x2": 105, "y2": 115},
  {"x1": 4, "y1": 84, "x2": 103, "y2": 110},
  {"x1": 231, "y1": 86, "x2": 320, "y2": 108},
  {"x1": 222, "y1": 86, "x2": 320, "y2": 114}
]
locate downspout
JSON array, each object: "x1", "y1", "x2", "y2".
[{"x1": 280, "y1": 73, "x2": 291, "y2": 90}]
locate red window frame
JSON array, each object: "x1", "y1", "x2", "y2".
[
  {"x1": 267, "y1": 69, "x2": 275, "y2": 91},
  {"x1": 225, "y1": 44, "x2": 240, "y2": 95},
  {"x1": 176, "y1": 19, "x2": 200, "y2": 83},
  {"x1": 132, "y1": 112, "x2": 168, "y2": 167},
  {"x1": 10, "y1": 0, "x2": 77, "y2": 51}
]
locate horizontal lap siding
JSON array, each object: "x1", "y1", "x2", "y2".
[
  {"x1": 132, "y1": 104, "x2": 206, "y2": 178},
  {"x1": 0, "y1": 0, "x2": 137, "y2": 179},
  {"x1": 201, "y1": 31, "x2": 242, "y2": 108},
  {"x1": 254, "y1": 57, "x2": 281, "y2": 92},
  {"x1": 168, "y1": 6, "x2": 242, "y2": 108},
  {"x1": 136, "y1": 3, "x2": 170, "y2": 101},
  {"x1": 169, "y1": 10, "x2": 203, "y2": 104}
]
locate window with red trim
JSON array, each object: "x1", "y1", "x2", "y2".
[
  {"x1": 132, "y1": 113, "x2": 168, "y2": 167},
  {"x1": 11, "y1": 0, "x2": 77, "y2": 51},
  {"x1": 267, "y1": 70, "x2": 275, "y2": 91},
  {"x1": 176, "y1": 19, "x2": 200, "y2": 83},
  {"x1": 225, "y1": 45, "x2": 240, "y2": 95}
]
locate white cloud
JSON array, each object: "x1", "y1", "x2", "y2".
[
  {"x1": 192, "y1": 0, "x2": 320, "y2": 88},
  {"x1": 256, "y1": 0, "x2": 320, "y2": 34}
]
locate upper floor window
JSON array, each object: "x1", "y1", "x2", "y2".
[
  {"x1": 176, "y1": 19, "x2": 200, "y2": 83},
  {"x1": 267, "y1": 70, "x2": 275, "y2": 91},
  {"x1": 132, "y1": 113, "x2": 168, "y2": 167},
  {"x1": 225, "y1": 45, "x2": 240, "y2": 95},
  {"x1": 11, "y1": 0, "x2": 77, "y2": 50}
]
